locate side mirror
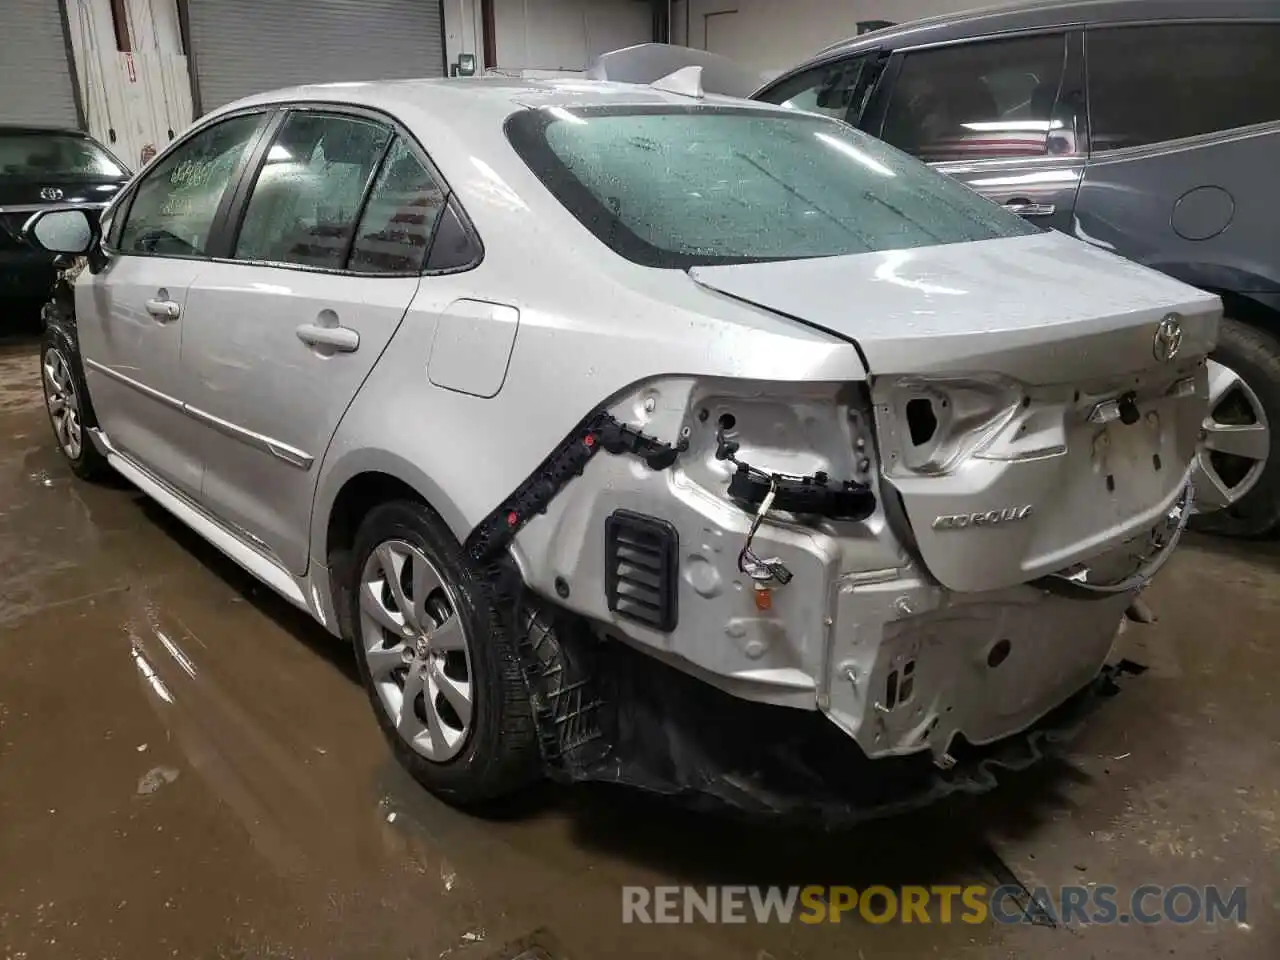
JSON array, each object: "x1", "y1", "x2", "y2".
[{"x1": 23, "y1": 207, "x2": 98, "y2": 255}]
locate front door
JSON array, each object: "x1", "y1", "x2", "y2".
[
  {"x1": 77, "y1": 111, "x2": 270, "y2": 499},
  {"x1": 871, "y1": 30, "x2": 1087, "y2": 236},
  {"x1": 179, "y1": 112, "x2": 449, "y2": 574}
]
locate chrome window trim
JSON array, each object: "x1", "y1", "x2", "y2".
[
  {"x1": 929, "y1": 153, "x2": 1086, "y2": 173},
  {"x1": 893, "y1": 22, "x2": 1083, "y2": 54},
  {"x1": 1087, "y1": 119, "x2": 1280, "y2": 162}
]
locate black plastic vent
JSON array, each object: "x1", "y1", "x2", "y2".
[{"x1": 604, "y1": 510, "x2": 679, "y2": 632}]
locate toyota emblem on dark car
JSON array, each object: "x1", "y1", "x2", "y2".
[{"x1": 39, "y1": 186, "x2": 64, "y2": 201}]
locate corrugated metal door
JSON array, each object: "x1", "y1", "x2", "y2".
[
  {"x1": 184, "y1": 0, "x2": 446, "y2": 113},
  {"x1": 0, "y1": 0, "x2": 80, "y2": 127}
]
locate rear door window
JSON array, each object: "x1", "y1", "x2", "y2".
[
  {"x1": 879, "y1": 33, "x2": 1075, "y2": 162},
  {"x1": 348, "y1": 138, "x2": 448, "y2": 274},
  {"x1": 1087, "y1": 23, "x2": 1280, "y2": 151},
  {"x1": 233, "y1": 111, "x2": 392, "y2": 269}
]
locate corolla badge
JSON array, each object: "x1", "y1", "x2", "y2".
[
  {"x1": 39, "y1": 186, "x2": 64, "y2": 201},
  {"x1": 932, "y1": 505, "x2": 1033, "y2": 530},
  {"x1": 1153, "y1": 314, "x2": 1183, "y2": 363}
]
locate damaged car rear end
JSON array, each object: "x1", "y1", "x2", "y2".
[
  {"x1": 479, "y1": 93, "x2": 1215, "y2": 813},
  {"x1": 26, "y1": 79, "x2": 1215, "y2": 823}
]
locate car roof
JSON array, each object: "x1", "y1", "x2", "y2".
[
  {"x1": 197, "y1": 75, "x2": 795, "y2": 266},
  {"x1": 788, "y1": 0, "x2": 1279, "y2": 74},
  {"x1": 212, "y1": 75, "x2": 779, "y2": 127}
]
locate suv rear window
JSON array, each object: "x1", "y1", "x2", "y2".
[
  {"x1": 505, "y1": 105, "x2": 1037, "y2": 268},
  {"x1": 1089, "y1": 23, "x2": 1280, "y2": 150}
]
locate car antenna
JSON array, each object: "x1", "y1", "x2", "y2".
[{"x1": 649, "y1": 65, "x2": 704, "y2": 99}]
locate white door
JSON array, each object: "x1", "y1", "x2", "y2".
[
  {"x1": 77, "y1": 111, "x2": 269, "y2": 499},
  {"x1": 179, "y1": 113, "x2": 448, "y2": 574}
]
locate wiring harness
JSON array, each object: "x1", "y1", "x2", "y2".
[{"x1": 714, "y1": 430, "x2": 877, "y2": 584}]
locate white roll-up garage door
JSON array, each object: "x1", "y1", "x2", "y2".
[
  {"x1": 0, "y1": 0, "x2": 81, "y2": 127},
  {"x1": 183, "y1": 0, "x2": 447, "y2": 113}
]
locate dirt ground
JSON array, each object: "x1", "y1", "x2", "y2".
[{"x1": 1, "y1": 329, "x2": 1276, "y2": 960}]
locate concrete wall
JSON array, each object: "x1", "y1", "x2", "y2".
[
  {"x1": 65, "y1": 0, "x2": 193, "y2": 171},
  {"x1": 672, "y1": 0, "x2": 1016, "y2": 76}
]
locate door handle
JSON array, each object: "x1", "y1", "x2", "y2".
[
  {"x1": 296, "y1": 322, "x2": 359, "y2": 353},
  {"x1": 145, "y1": 298, "x2": 181, "y2": 321},
  {"x1": 1004, "y1": 199, "x2": 1056, "y2": 217}
]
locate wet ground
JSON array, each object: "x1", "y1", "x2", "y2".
[{"x1": 1, "y1": 328, "x2": 1276, "y2": 960}]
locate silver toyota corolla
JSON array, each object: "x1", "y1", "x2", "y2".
[{"x1": 26, "y1": 72, "x2": 1217, "y2": 817}]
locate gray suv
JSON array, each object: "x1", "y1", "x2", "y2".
[{"x1": 753, "y1": 0, "x2": 1280, "y2": 537}]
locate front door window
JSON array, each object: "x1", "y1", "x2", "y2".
[{"x1": 117, "y1": 113, "x2": 264, "y2": 257}]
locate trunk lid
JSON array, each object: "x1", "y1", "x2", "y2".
[
  {"x1": 690, "y1": 231, "x2": 1218, "y2": 593},
  {"x1": 689, "y1": 231, "x2": 1219, "y2": 383}
]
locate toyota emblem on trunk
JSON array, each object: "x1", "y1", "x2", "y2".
[
  {"x1": 39, "y1": 187, "x2": 64, "y2": 201},
  {"x1": 1154, "y1": 314, "x2": 1183, "y2": 362}
]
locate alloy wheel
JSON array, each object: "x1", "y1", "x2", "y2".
[
  {"x1": 358, "y1": 539, "x2": 474, "y2": 763},
  {"x1": 42, "y1": 347, "x2": 83, "y2": 461},
  {"x1": 1194, "y1": 359, "x2": 1271, "y2": 512}
]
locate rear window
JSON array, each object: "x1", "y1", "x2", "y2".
[
  {"x1": 1088, "y1": 23, "x2": 1280, "y2": 151},
  {"x1": 505, "y1": 105, "x2": 1037, "y2": 268},
  {"x1": 0, "y1": 132, "x2": 127, "y2": 178}
]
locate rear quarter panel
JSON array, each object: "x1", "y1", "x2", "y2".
[{"x1": 1074, "y1": 124, "x2": 1280, "y2": 303}]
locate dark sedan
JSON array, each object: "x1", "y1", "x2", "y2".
[{"x1": 0, "y1": 125, "x2": 129, "y2": 306}]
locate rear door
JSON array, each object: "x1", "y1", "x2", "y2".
[
  {"x1": 871, "y1": 30, "x2": 1087, "y2": 235},
  {"x1": 179, "y1": 108, "x2": 448, "y2": 574}
]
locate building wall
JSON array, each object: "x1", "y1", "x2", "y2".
[
  {"x1": 443, "y1": 0, "x2": 655, "y2": 75},
  {"x1": 65, "y1": 0, "x2": 193, "y2": 171},
  {"x1": 57, "y1": 0, "x2": 1010, "y2": 165},
  {"x1": 492, "y1": 0, "x2": 653, "y2": 72},
  {"x1": 442, "y1": 0, "x2": 487, "y2": 73},
  {"x1": 672, "y1": 0, "x2": 1017, "y2": 76}
]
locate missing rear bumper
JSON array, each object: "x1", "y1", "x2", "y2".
[{"x1": 492, "y1": 568, "x2": 1138, "y2": 825}]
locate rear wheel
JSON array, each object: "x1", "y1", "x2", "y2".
[
  {"x1": 347, "y1": 500, "x2": 540, "y2": 805},
  {"x1": 1190, "y1": 317, "x2": 1280, "y2": 538},
  {"x1": 40, "y1": 325, "x2": 109, "y2": 481}
]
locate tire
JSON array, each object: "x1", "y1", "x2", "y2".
[
  {"x1": 346, "y1": 499, "x2": 541, "y2": 806},
  {"x1": 1189, "y1": 316, "x2": 1280, "y2": 538},
  {"x1": 39, "y1": 323, "x2": 110, "y2": 482}
]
